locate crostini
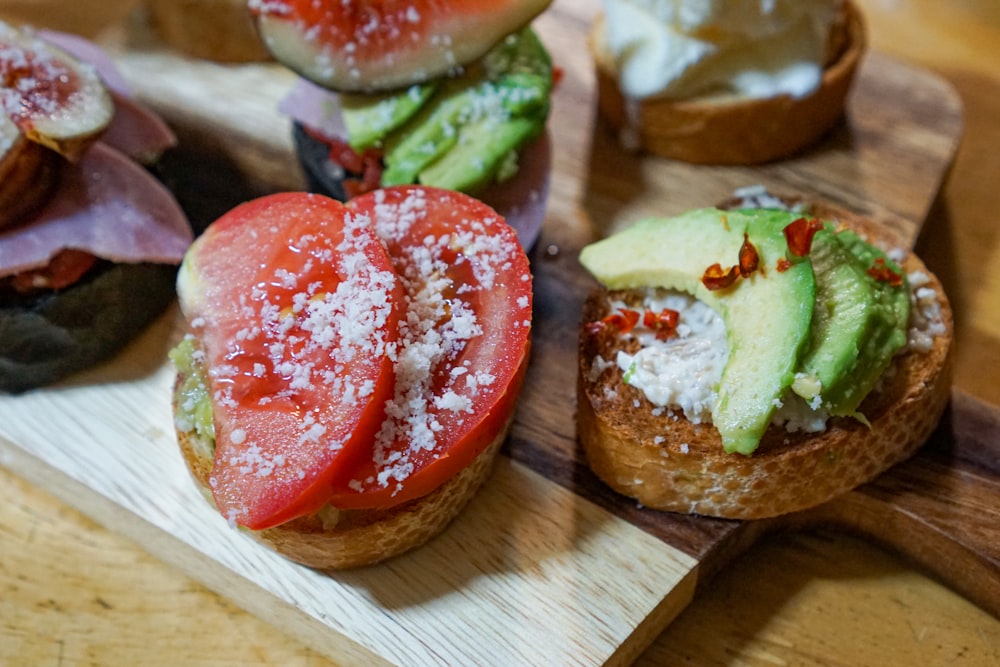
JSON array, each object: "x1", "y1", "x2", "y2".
[
  {"x1": 577, "y1": 194, "x2": 952, "y2": 518},
  {"x1": 171, "y1": 185, "x2": 532, "y2": 568}
]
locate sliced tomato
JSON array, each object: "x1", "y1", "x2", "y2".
[
  {"x1": 179, "y1": 192, "x2": 403, "y2": 530},
  {"x1": 324, "y1": 185, "x2": 533, "y2": 510}
]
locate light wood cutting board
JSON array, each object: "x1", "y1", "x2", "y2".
[{"x1": 2, "y1": 1, "x2": 995, "y2": 665}]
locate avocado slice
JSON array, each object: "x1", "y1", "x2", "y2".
[
  {"x1": 789, "y1": 226, "x2": 876, "y2": 406},
  {"x1": 580, "y1": 208, "x2": 816, "y2": 455},
  {"x1": 821, "y1": 229, "x2": 910, "y2": 415},
  {"x1": 787, "y1": 224, "x2": 910, "y2": 417},
  {"x1": 340, "y1": 82, "x2": 439, "y2": 151},
  {"x1": 342, "y1": 28, "x2": 552, "y2": 193}
]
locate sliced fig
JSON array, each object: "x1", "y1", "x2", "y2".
[
  {"x1": 0, "y1": 113, "x2": 59, "y2": 229},
  {"x1": 253, "y1": 0, "x2": 553, "y2": 92},
  {"x1": 0, "y1": 21, "x2": 113, "y2": 162}
]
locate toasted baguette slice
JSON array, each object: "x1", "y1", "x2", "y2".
[
  {"x1": 577, "y1": 201, "x2": 953, "y2": 519},
  {"x1": 589, "y1": 0, "x2": 866, "y2": 164},
  {"x1": 174, "y1": 373, "x2": 511, "y2": 570}
]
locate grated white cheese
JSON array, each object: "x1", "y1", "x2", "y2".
[
  {"x1": 356, "y1": 187, "x2": 528, "y2": 494},
  {"x1": 613, "y1": 289, "x2": 727, "y2": 424}
]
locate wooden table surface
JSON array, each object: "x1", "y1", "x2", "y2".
[{"x1": 2, "y1": 1, "x2": 1000, "y2": 665}]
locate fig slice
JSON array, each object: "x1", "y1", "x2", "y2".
[
  {"x1": 0, "y1": 21, "x2": 113, "y2": 162},
  {"x1": 0, "y1": 113, "x2": 59, "y2": 229},
  {"x1": 253, "y1": 0, "x2": 553, "y2": 92}
]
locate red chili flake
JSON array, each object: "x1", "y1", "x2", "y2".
[
  {"x1": 867, "y1": 258, "x2": 904, "y2": 287},
  {"x1": 644, "y1": 308, "x2": 680, "y2": 340},
  {"x1": 784, "y1": 217, "x2": 826, "y2": 257},
  {"x1": 738, "y1": 232, "x2": 760, "y2": 277},
  {"x1": 776, "y1": 257, "x2": 793, "y2": 273},
  {"x1": 588, "y1": 307, "x2": 641, "y2": 336},
  {"x1": 552, "y1": 66, "x2": 565, "y2": 88},
  {"x1": 701, "y1": 262, "x2": 740, "y2": 291}
]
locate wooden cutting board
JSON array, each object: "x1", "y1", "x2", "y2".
[{"x1": 1, "y1": 1, "x2": 993, "y2": 665}]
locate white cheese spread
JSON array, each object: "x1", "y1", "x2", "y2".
[
  {"x1": 598, "y1": 0, "x2": 841, "y2": 100},
  {"x1": 613, "y1": 290, "x2": 727, "y2": 423}
]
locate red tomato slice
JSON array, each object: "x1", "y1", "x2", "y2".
[
  {"x1": 325, "y1": 185, "x2": 533, "y2": 510},
  {"x1": 179, "y1": 192, "x2": 403, "y2": 530}
]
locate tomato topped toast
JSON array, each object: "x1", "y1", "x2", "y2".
[{"x1": 172, "y1": 186, "x2": 532, "y2": 568}]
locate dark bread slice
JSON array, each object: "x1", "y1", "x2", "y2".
[
  {"x1": 577, "y1": 202, "x2": 953, "y2": 519},
  {"x1": 0, "y1": 262, "x2": 177, "y2": 393}
]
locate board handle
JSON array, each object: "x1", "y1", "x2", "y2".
[{"x1": 804, "y1": 389, "x2": 1000, "y2": 617}]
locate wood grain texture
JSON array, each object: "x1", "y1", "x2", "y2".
[
  {"x1": 0, "y1": 305, "x2": 697, "y2": 666},
  {"x1": 1, "y1": 0, "x2": 995, "y2": 664}
]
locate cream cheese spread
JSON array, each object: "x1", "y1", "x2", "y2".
[
  {"x1": 613, "y1": 290, "x2": 727, "y2": 424},
  {"x1": 599, "y1": 0, "x2": 841, "y2": 100}
]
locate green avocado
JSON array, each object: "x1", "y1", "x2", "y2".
[
  {"x1": 580, "y1": 208, "x2": 816, "y2": 455},
  {"x1": 579, "y1": 207, "x2": 913, "y2": 455},
  {"x1": 341, "y1": 82, "x2": 439, "y2": 151},
  {"x1": 338, "y1": 28, "x2": 552, "y2": 193},
  {"x1": 786, "y1": 223, "x2": 910, "y2": 417},
  {"x1": 821, "y1": 229, "x2": 910, "y2": 416},
  {"x1": 168, "y1": 336, "x2": 215, "y2": 447},
  {"x1": 788, "y1": 225, "x2": 877, "y2": 408}
]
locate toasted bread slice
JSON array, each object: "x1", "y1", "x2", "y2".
[
  {"x1": 589, "y1": 0, "x2": 866, "y2": 164},
  {"x1": 174, "y1": 372, "x2": 511, "y2": 570},
  {"x1": 577, "y1": 201, "x2": 953, "y2": 519}
]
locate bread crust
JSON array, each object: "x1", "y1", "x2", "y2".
[
  {"x1": 576, "y1": 201, "x2": 953, "y2": 519},
  {"x1": 173, "y1": 368, "x2": 517, "y2": 570},
  {"x1": 589, "y1": 0, "x2": 866, "y2": 164}
]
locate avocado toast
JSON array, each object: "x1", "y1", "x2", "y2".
[{"x1": 576, "y1": 198, "x2": 952, "y2": 518}]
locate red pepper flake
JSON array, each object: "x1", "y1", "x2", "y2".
[
  {"x1": 701, "y1": 262, "x2": 740, "y2": 291},
  {"x1": 552, "y1": 66, "x2": 565, "y2": 88},
  {"x1": 867, "y1": 258, "x2": 904, "y2": 287},
  {"x1": 644, "y1": 307, "x2": 680, "y2": 340},
  {"x1": 738, "y1": 232, "x2": 760, "y2": 277},
  {"x1": 587, "y1": 307, "x2": 641, "y2": 336},
  {"x1": 776, "y1": 257, "x2": 793, "y2": 273},
  {"x1": 784, "y1": 217, "x2": 825, "y2": 257}
]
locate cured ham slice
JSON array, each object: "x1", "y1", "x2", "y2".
[
  {"x1": 0, "y1": 142, "x2": 192, "y2": 278},
  {"x1": 102, "y1": 91, "x2": 176, "y2": 162}
]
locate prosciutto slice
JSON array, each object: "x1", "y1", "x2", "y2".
[
  {"x1": 102, "y1": 91, "x2": 176, "y2": 162},
  {"x1": 0, "y1": 142, "x2": 192, "y2": 278}
]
